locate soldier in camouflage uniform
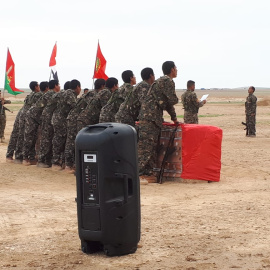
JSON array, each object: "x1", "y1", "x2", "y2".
[
  {"x1": 181, "y1": 80, "x2": 206, "y2": 124},
  {"x1": 245, "y1": 86, "x2": 257, "y2": 137},
  {"x1": 64, "y1": 79, "x2": 105, "y2": 173},
  {"x1": 77, "y1": 78, "x2": 115, "y2": 131},
  {"x1": 138, "y1": 61, "x2": 179, "y2": 179},
  {"x1": 37, "y1": 80, "x2": 61, "y2": 167},
  {"x1": 115, "y1": 68, "x2": 155, "y2": 130},
  {"x1": 22, "y1": 82, "x2": 49, "y2": 165},
  {"x1": 99, "y1": 70, "x2": 136, "y2": 123},
  {"x1": 6, "y1": 108, "x2": 22, "y2": 162},
  {"x1": 0, "y1": 91, "x2": 11, "y2": 143},
  {"x1": 83, "y1": 88, "x2": 89, "y2": 95},
  {"x1": 14, "y1": 81, "x2": 41, "y2": 164},
  {"x1": 64, "y1": 81, "x2": 71, "y2": 91},
  {"x1": 51, "y1": 79, "x2": 81, "y2": 170}
]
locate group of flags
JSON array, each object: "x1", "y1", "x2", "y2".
[{"x1": 3, "y1": 41, "x2": 108, "y2": 96}]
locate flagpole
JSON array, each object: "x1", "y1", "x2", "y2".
[
  {"x1": 49, "y1": 41, "x2": 57, "y2": 81},
  {"x1": 1, "y1": 48, "x2": 8, "y2": 114},
  {"x1": 92, "y1": 40, "x2": 99, "y2": 88},
  {"x1": 2, "y1": 48, "x2": 9, "y2": 100}
]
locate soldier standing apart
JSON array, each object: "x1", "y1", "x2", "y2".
[
  {"x1": 138, "y1": 61, "x2": 179, "y2": 181},
  {"x1": 64, "y1": 79, "x2": 105, "y2": 173},
  {"x1": 37, "y1": 80, "x2": 61, "y2": 168},
  {"x1": 51, "y1": 79, "x2": 81, "y2": 170},
  {"x1": 99, "y1": 70, "x2": 136, "y2": 123},
  {"x1": 181, "y1": 80, "x2": 206, "y2": 124},
  {"x1": 115, "y1": 67, "x2": 155, "y2": 129},
  {"x1": 0, "y1": 91, "x2": 11, "y2": 143},
  {"x1": 245, "y1": 86, "x2": 257, "y2": 137}
]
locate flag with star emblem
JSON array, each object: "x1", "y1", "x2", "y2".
[
  {"x1": 93, "y1": 41, "x2": 108, "y2": 80},
  {"x1": 4, "y1": 49, "x2": 24, "y2": 95}
]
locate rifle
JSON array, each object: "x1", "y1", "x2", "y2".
[
  {"x1": 242, "y1": 122, "x2": 248, "y2": 136},
  {"x1": 0, "y1": 106, "x2": 13, "y2": 114},
  {"x1": 157, "y1": 124, "x2": 178, "y2": 184}
]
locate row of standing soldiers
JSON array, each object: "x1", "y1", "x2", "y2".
[{"x1": 5, "y1": 61, "x2": 181, "y2": 179}]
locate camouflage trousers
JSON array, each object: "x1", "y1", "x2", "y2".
[
  {"x1": 38, "y1": 119, "x2": 53, "y2": 165},
  {"x1": 52, "y1": 121, "x2": 67, "y2": 166},
  {"x1": 64, "y1": 121, "x2": 77, "y2": 168},
  {"x1": 115, "y1": 114, "x2": 135, "y2": 127},
  {"x1": 138, "y1": 121, "x2": 161, "y2": 175},
  {"x1": 6, "y1": 111, "x2": 21, "y2": 158},
  {"x1": 15, "y1": 116, "x2": 26, "y2": 160},
  {"x1": 23, "y1": 117, "x2": 39, "y2": 160},
  {"x1": 115, "y1": 115, "x2": 139, "y2": 139},
  {"x1": 246, "y1": 114, "x2": 256, "y2": 135},
  {"x1": 184, "y1": 111, "x2": 198, "y2": 124},
  {"x1": 99, "y1": 110, "x2": 115, "y2": 123},
  {"x1": 0, "y1": 114, "x2": 6, "y2": 139},
  {"x1": 77, "y1": 110, "x2": 99, "y2": 133}
]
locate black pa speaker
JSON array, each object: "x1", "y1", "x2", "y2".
[{"x1": 75, "y1": 123, "x2": 141, "y2": 256}]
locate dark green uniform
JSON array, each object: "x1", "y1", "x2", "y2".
[
  {"x1": 181, "y1": 90, "x2": 204, "y2": 124},
  {"x1": 245, "y1": 93, "x2": 257, "y2": 136},
  {"x1": 138, "y1": 75, "x2": 178, "y2": 175},
  {"x1": 0, "y1": 99, "x2": 11, "y2": 141}
]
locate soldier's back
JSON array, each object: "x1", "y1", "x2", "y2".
[
  {"x1": 99, "y1": 84, "x2": 132, "y2": 123},
  {"x1": 139, "y1": 75, "x2": 178, "y2": 127},
  {"x1": 181, "y1": 90, "x2": 199, "y2": 114},
  {"x1": 116, "y1": 81, "x2": 150, "y2": 125},
  {"x1": 77, "y1": 89, "x2": 111, "y2": 129},
  {"x1": 67, "y1": 90, "x2": 96, "y2": 123},
  {"x1": 42, "y1": 91, "x2": 62, "y2": 123}
]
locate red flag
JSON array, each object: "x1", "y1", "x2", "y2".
[
  {"x1": 4, "y1": 49, "x2": 24, "y2": 95},
  {"x1": 49, "y1": 42, "x2": 57, "y2": 67},
  {"x1": 93, "y1": 42, "x2": 108, "y2": 80}
]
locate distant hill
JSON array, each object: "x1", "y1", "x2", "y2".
[
  {"x1": 177, "y1": 87, "x2": 270, "y2": 91},
  {"x1": 231, "y1": 87, "x2": 270, "y2": 91}
]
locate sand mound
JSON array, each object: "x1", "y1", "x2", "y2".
[{"x1": 257, "y1": 98, "x2": 270, "y2": 106}]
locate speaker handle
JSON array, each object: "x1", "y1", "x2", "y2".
[
  {"x1": 114, "y1": 173, "x2": 132, "y2": 203},
  {"x1": 84, "y1": 125, "x2": 108, "y2": 132}
]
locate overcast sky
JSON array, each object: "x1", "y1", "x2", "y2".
[{"x1": 0, "y1": 0, "x2": 269, "y2": 89}]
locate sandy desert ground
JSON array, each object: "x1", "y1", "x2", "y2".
[{"x1": 1, "y1": 89, "x2": 270, "y2": 270}]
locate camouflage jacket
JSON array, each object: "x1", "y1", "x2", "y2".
[
  {"x1": 41, "y1": 90, "x2": 62, "y2": 123},
  {"x1": 77, "y1": 88, "x2": 111, "y2": 126},
  {"x1": 0, "y1": 99, "x2": 11, "y2": 115},
  {"x1": 99, "y1": 83, "x2": 134, "y2": 122},
  {"x1": 27, "y1": 91, "x2": 52, "y2": 124},
  {"x1": 118, "y1": 83, "x2": 134, "y2": 99},
  {"x1": 67, "y1": 90, "x2": 96, "y2": 123},
  {"x1": 245, "y1": 93, "x2": 257, "y2": 115},
  {"x1": 21, "y1": 92, "x2": 43, "y2": 119},
  {"x1": 138, "y1": 75, "x2": 178, "y2": 127},
  {"x1": 181, "y1": 90, "x2": 203, "y2": 114},
  {"x1": 52, "y1": 89, "x2": 77, "y2": 125},
  {"x1": 115, "y1": 80, "x2": 150, "y2": 125}
]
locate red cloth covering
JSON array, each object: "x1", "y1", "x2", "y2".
[{"x1": 180, "y1": 124, "x2": 222, "y2": 182}]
